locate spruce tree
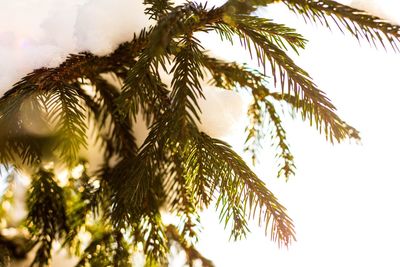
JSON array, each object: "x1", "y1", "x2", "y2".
[{"x1": 0, "y1": 0, "x2": 399, "y2": 266}]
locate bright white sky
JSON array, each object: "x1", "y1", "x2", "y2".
[{"x1": 1, "y1": 1, "x2": 400, "y2": 267}]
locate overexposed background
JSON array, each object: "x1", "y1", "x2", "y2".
[{"x1": 1, "y1": 1, "x2": 400, "y2": 266}]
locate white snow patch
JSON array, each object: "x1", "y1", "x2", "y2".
[
  {"x1": 0, "y1": 0, "x2": 148, "y2": 94},
  {"x1": 197, "y1": 87, "x2": 247, "y2": 138},
  {"x1": 75, "y1": 0, "x2": 148, "y2": 55}
]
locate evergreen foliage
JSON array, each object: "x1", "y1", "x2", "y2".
[{"x1": 0, "y1": 0, "x2": 399, "y2": 266}]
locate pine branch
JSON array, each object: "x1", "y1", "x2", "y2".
[
  {"x1": 263, "y1": 99, "x2": 295, "y2": 179},
  {"x1": 0, "y1": 28, "x2": 150, "y2": 111},
  {"x1": 43, "y1": 83, "x2": 87, "y2": 166},
  {"x1": 182, "y1": 137, "x2": 215, "y2": 208},
  {"x1": 130, "y1": 212, "x2": 169, "y2": 265},
  {"x1": 0, "y1": 75, "x2": 43, "y2": 165},
  {"x1": 223, "y1": 0, "x2": 400, "y2": 51},
  {"x1": 106, "y1": 120, "x2": 167, "y2": 231},
  {"x1": 108, "y1": 157, "x2": 155, "y2": 226},
  {"x1": 2, "y1": 1, "x2": 392, "y2": 265},
  {"x1": 268, "y1": 90, "x2": 360, "y2": 141},
  {"x1": 203, "y1": 55, "x2": 360, "y2": 142},
  {"x1": 119, "y1": 53, "x2": 171, "y2": 124},
  {"x1": 245, "y1": 100, "x2": 266, "y2": 163},
  {"x1": 80, "y1": 77, "x2": 138, "y2": 157},
  {"x1": 0, "y1": 32, "x2": 150, "y2": 167},
  {"x1": 219, "y1": 15, "x2": 307, "y2": 53},
  {"x1": 75, "y1": 231, "x2": 112, "y2": 267},
  {"x1": 164, "y1": 150, "x2": 201, "y2": 241},
  {"x1": 187, "y1": 131, "x2": 295, "y2": 246},
  {"x1": 170, "y1": 36, "x2": 206, "y2": 131},
  {"x1": 223, "y1": 0, "x2": 276, "y2": 15},
  {"x1": 144, "y1": 2, "x2": 224, "y2": 57},
  {"x1": 27, "y1": 169, "x2": 68, "y2": 266},
  {"x1": 120, "y1": 3, "x2": 225, "y2": 123},
  {"x1": 144, "y1": 0, "x2": 174, "y2": 20},
  {"x1": 75, "y1": 229, "x2": 131, "y2": 267},
  {"x1": 215, "y1": 17, "x2": 337, "y2": 117},
  {"x1": 282, "y1": 0, "x2": 400, "y2": 51},
  {"x1": 62, "y1": 165, "x2": 102, "y2": 256},
  {"x1": 87, "y1": 164, "x2": 115, "y2": 222}
]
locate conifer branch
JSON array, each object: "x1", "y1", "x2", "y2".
[
  {"x1": 219, "y1": 15, "x2": 307, "y2": 53},
  {"x1": 188, "y1": 132, "x2": 295, "y2": 246},
  {"x1": 203, "y1": 55, "x2": 360, "y2": 142},
  {"x1": 0, "y1": 28, "x2": 150, "y2": 105},
  {"x1": 75, "y1": 230, "x2": 131, "y2": 267},
  {"x1": 214, "y1": 17, "x2": 336, "y2": 114},
  {"x1": 120, "y1": 3, "x2": 225, "y2": 123},
  {"x1": 223, "y1": 0, "x2": 276, "y2": 15},
  {"x1": 164, "y1": 151, "x2": 201, "y2": 241},
  {"x1": 1, "y1": 0, "x2": 393, "y2": 265},
  {"x1": 224, "y1": 0, "x2": 400, "y2": 51},
  {"x1": 170, "y1": 36, "x2": 206, "y2": 130},
  {"x1": 282, "y1": 0, "x2": 400, "y2": 51},
  {"x1": 120, "y1": 54, "x2": 170, "y2": 124},
  {"x1": 43, "y1": 83, "x2": 87, "y2": 166},
  {"x1": 81, "y1": 77, "x2": 138, "y2": 156},
  {"x1": 245, "y1": 96, "x2": 296, "y2": 181},
  {"x1": 136, "y1": 212, "x2": 169, "y2": 264},
  {"x1": 62, "y1": 165, "x2": 101, "y2": 255},
  {"x1": 0, "y1": 77, "x2": 43, "y2": 165},
  {"x1": 0, "y1": 32, "x2": 150, "y2": 165},
  {"x1": 144, "y1": 0, "x2": 174, "y2": 20},
  {"x1": 267, "y1": 90, "x2": 360, "y2": 141},
  {"x1": 27, "y1": 169, "x2": 68, "y2": 266},
  {"x1": 263, "y1": 99, "x2": 295, "y2": 179}
]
